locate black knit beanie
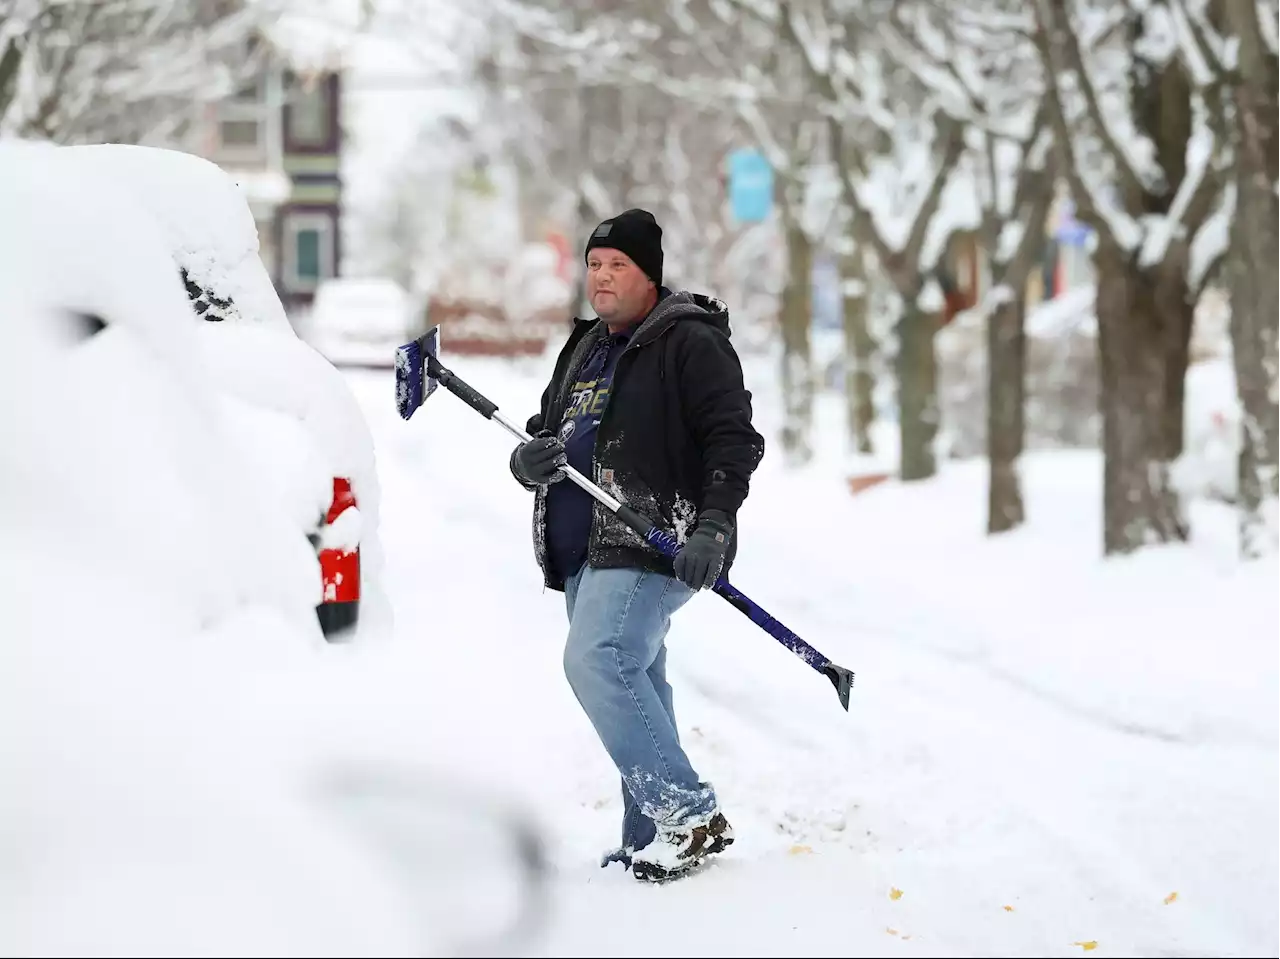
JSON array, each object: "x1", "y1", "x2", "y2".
[{"x1": 584, "y1": 208, "x2": 663, "y2": 287}]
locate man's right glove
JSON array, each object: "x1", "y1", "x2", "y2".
[
  {"x1": 672, "y1": 509, "x2": 734, "y2": 590},
  {"x1": 512, "y1": 429, "x2": 568, "y2": 486}
]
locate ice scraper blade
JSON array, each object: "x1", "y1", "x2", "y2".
[{"x1": 394, "y1": 325, "x2": 441, "y2": 421}]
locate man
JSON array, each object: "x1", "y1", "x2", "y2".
[{"x1": 508, "y1": 208, "x2": 766, "y2": 882}]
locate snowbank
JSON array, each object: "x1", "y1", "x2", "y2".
[{"x1": 0, "y1": 537, "x2": 428, "y2": 957}]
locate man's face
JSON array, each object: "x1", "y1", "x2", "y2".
[{"x1": 586, "y1": 248, "x2": 654, "y2": 326}]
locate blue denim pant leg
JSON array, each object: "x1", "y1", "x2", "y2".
[
  {"x1": 618, "y1": 642, "x2": 674, "y2": 851},
  {"x1": 563, "y1": 564, "x2": 716, "y2": 843}
]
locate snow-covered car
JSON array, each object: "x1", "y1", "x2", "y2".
[
  {"x1": 301, "y1": 276, "x2": 418, "y2": 370},
  {"x1": 0, "y1": 139, "x2": 324, "y2": 642},
  {"x1": 53, "y1": 142, "x2": 390, "y2": 642},
  {"x1": 0, "y1": 140, "x2": 549, "y2": 956}
]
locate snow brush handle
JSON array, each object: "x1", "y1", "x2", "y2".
[
  {"x1": 425, "y1": 353, "x2": 855, "y2": 712},
  {"x1": 615, "y1": 506, "x2": 854, "y2": 711}
]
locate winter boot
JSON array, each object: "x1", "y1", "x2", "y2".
[
  {"x1": 630, "y1": 809, "x2": 734, "y2": 882},
  {"x1": 599, "y1": 844, "x2": 634, "y2": 869}
]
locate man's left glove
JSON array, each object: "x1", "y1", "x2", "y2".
[{"x1": 672, "y1": 510, "x2": 734, "y2": 590}]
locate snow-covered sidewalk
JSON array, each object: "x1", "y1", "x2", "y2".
[{"x1": 330, "y1": 357, "x2": 1277, "y2": 959}]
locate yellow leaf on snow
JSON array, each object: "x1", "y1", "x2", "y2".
[
  {"x1": 788, "y1": 844, "x2": 813, "y2": 855},
  {"x1": 1164, "y1": 891, "x2": 1178, "y2": 905},
  {"x1": 889, "y1": 887, "x2": 904, "y2": 900},
  {"x1": 1003, "y1": 905, "x2": 1015, "y2": 912},
  {"x1": 1072, "y1": 941, "x2": 1099, "y2": 951},
  {"x1": 885, "y1": 928, "x2": 899, "y2": 936}
]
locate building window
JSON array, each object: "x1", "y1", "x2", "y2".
[
  {"x1": 296, "y1": 228, "x2": 321, "y2": 280},
  {"x1": 231, "y1": 76, "x2": 265, "y2": 104},
  {"x1": 287, "y1": 77, "x2": 331, "y2": 147},
  {"x1": 282, "y1": 211, "x2": 335, "y2": 291},
  {"x1": 215, "y1": 75, "x2": 270, "y2": 160},
  {"x1": 219, "y1": 117, "x2": 262, "y2": 148}
]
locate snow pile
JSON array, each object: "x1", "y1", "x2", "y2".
[
  {"x1": 57, "y1": 142, "x2": 291, "y2": 330},
  {"x1": 0, "y1": 539, "x2": 429, "y2": 957}
]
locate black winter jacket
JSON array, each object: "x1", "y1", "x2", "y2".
[{"x1": 509, "y1": 290, "x2": 766, "y2": 592}]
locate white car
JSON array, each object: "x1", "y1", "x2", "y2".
[
  {"x1": 55, "y1": 142, "x2": 391, "y2": 642},
  {"x1": 301, "y1": 276, "x2": 418, "y2": 370}
]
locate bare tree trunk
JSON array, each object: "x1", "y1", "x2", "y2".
[
  {"x1": 0, "y1": 32, "x2": 23, "y2": 121},
  {"x1": 779, "y1": 211, "x2": 815, "y2": 465},
  {"x1": 840, "y1": 242, "x2": 875, "y2": 454},
  {"x1": 987, "y1": 293, "x2": 1026, "y2": 533},
  {"x1": 1223, "y1": 0, "x2": 1279, "y2": 557},
  {"x1": 897, "y1": 303, "x2": 939, "y2": 481},
  {"x1": 1229, "y1": 210, "x2": 1279, "y2": 558},
  {"x1": 1095, "y1": 242, "x2": 1193, "y2": 553},
  {"x1": 981, "y1": 162, "x2": 1052, "y2": 535},
  {"x1": 1031, "y1": 0, "x2": 1224, "y2": 556}
]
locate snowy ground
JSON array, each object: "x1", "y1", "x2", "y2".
[
  {"x1": 312, "y1": 351, "x2": 1277, "y2": 959},
  {"x1": 8, "y1": 315, "x2": 1272, "y2": 956}
]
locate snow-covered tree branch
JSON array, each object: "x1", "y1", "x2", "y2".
[
  {"x1": 882, "y1": 0, "x2": 1056, "y2": 531},
  {"x1": 1024, "y1": 0, "x2": 1243, "y2": 555},
  {"x1": 0, "y1": 0, "x2": 287, "y2": 145},
  {"x1": 748, "y1": 0, "x2": 973, "y2": 480},
  {"x1": 1179, "y1": 0, "x2": 1280, "y2": 558}
]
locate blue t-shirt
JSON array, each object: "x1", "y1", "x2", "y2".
[{"x1": 545, "y1": 328, "x2": 631, "y2": 580}]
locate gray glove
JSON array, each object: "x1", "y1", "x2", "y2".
[
  {"x1": 512, "y1": 429, "x2": 567, "y2": 486},
  {"x1": 672, "y1": 510, "x2": 733, "y2": 590}
]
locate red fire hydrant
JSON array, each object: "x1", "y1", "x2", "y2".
[{"x1": 316, "y1": 476, "x2": 360, "y2": 639}]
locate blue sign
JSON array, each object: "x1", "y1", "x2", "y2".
[
  {"x1": 728, "y1": 148, "x2": 774, "y2": 223},
  {"x1": 1056, "y1": 221, "x2": 1092, "y2": 247},
  {"x1": 1053, "y1": 197, "x2": 1093, "y2": 247}
]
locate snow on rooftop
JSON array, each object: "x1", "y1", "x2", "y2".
[{"x1": 258, "y1": 1, "x2": 368, "y2": 74}]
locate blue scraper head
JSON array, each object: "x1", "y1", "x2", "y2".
[{"x1": 394, "y1": 325, "x2": 441, "y2": 421}]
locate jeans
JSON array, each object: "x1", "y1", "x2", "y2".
[{"x1": 563, "y1": 563, "x2": 717, "y2": 852}]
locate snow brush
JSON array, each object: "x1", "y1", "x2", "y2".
[{"x1": 395, "y1": 327, "x2": 855, "y2": 712}]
